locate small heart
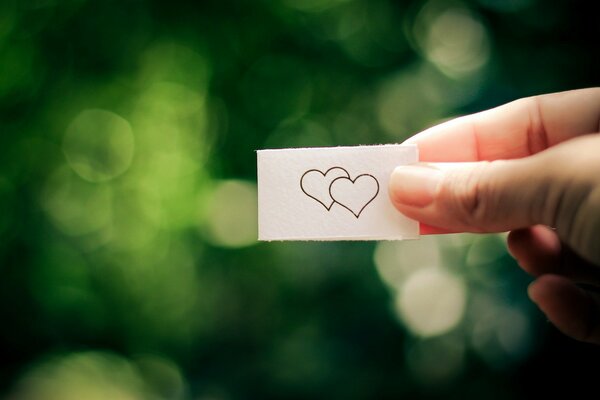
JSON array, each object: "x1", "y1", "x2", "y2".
[
  {"x1": 300, "y1": 167, "x2": 350, "y2": 210},
  {"x1": 329, "y1": 174, "x2": 379, "y2": 218}
]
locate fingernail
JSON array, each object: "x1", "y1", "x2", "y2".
[{"x1": 389, "y1": 165, "x2": 442, "y2": 207}]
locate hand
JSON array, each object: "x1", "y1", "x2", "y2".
[{"x1": 389, "y1": 88, "x2": 600, "y2": 344}]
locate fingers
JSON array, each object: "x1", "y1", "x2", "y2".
[
  {"x1": 405, "y1": 88, "x2": 600, "y2": 162},
  {"x1": 419, "y1": 223, "x2": 457, "y2": 235},
  {"x1": 390, "y1": 159, "x2": 546, "y2": 232},
  {"x1": 529, "y1": 275, "x2": 600, "y2": 344},
  {"x1": 508, "y1": 226, "x2": 600, "y2": 285},
  {"x1": 507, "y1": 226, "x2": 561, "y2": 275},
  {"x1": 390, "y1": 135, "x2": 600, "y2": 265}
]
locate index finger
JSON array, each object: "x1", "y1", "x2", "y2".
[{"x1": 405, "y1": 88, "x2": 600, "y2": 162}]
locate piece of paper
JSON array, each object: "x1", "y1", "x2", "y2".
[{"x1": 257, "y1": 144, "x2": 419, "y2": 241}]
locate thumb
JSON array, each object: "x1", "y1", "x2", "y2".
[{"x1": 389, "y1": 135, "x2": 600, "y2": 264}]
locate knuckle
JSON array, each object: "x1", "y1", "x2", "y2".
[
  {"x1": 539, "y1": 138, "x2": 600, "y2": 262},
  {"x1": 568, "y1": 187, "x2": 600, "y2": 265},
  {"x1": 442, "y1": 161, "x2": 498, "y2": 231}
]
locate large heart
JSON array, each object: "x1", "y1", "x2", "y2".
[
  {"x1": 329, "y1": 174, "x2": 379, "y2": 218},
  {"x1": 300, "y1": 167, "x2": 350, "y2": 210}
]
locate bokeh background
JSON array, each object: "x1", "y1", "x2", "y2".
[{"x1": 1, "y1": 0, "x2": 599, "y2": 398}]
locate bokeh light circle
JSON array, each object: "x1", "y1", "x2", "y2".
[
  {"x1": 63, "y1": 109, "x2": 135, "y2": 182},
  {"x1": 412, "y1": 1, "x2": 491, "y2": 78},
  {"x1": 10, "y1": 351, "x2": 148, "y2": 400},
  {"x1": 424, "y1": 8, "x2": 490, "y2": 76},
  {"x1": 41, "y1": 166, "x2": 112, "y2": 236},
  {"x1": 396, "y1": 267, "x2": 467, "y2": 337},
  {"x1": 204, "y1": 180, "x2": 258, "y2": 248},
  {"x1": 374, "y1": 236, "x2": 441, "y2": 290}
]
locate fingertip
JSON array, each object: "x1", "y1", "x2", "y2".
[
  {"x1": 528, "y1": 274, "x2": 574, "y2": 304},
  {"x1": 528, "y1": 275, "x2": 599, "y2": 343},
  {"x1": 388, "y1": 165, "x2": 442, "y2": 209},
  {"x1": 507, "y1": 225, "x2": 559, "y2": 256},
  {"x1": 507, "y1": 228, "x2": 528, "y2": 255},
  {"x1": 507, "y1": 226, "x2": 561, "y2": 276},
  {"x1": 527, "y1": 274, "x2": 558, "y2": 304}
]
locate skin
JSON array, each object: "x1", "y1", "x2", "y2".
[{"x1": 388, "y1": 88, "x2": 600, "y2": 344}]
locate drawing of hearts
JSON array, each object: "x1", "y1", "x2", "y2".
[
  {"x1": 329, "y1": 174, "x2": 379, "y2": 218},
  {"x1": 300, "y1": 167, "x2": 379, "y2": 218},
  {"x1": 300, "y1": 167, "x2": 350, "y2": 210}
]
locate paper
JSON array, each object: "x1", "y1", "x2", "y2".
[{"x1": 257, "y1": 144, "x2": 419, "y2": 241}]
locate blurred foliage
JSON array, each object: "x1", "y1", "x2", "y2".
[{"x1": 0, "y1": 0, "x2": 598, "y2": 399}]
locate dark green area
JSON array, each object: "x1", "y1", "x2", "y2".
[{"x1": 0, "y1": 0, "x2": 598, "y2": 398}]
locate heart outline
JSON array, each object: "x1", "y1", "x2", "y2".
[
  {"x1": 300, "y1": 166, "x2": 350, "y2": 210},
  {"x1": 329, "y1": 174, "x2": 379, "y2": 218}
]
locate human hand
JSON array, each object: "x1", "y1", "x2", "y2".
[{"x1": 389, "y1": 88, "x2": 600, "y2": 344}]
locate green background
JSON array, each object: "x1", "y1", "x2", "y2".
[{"x1": 0, "y1": 0, "x2": 598, "y2": 398}]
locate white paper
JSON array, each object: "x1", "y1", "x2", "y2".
[{"x1": 257, "y1": 144, "x2": 419, "y2": 241}]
